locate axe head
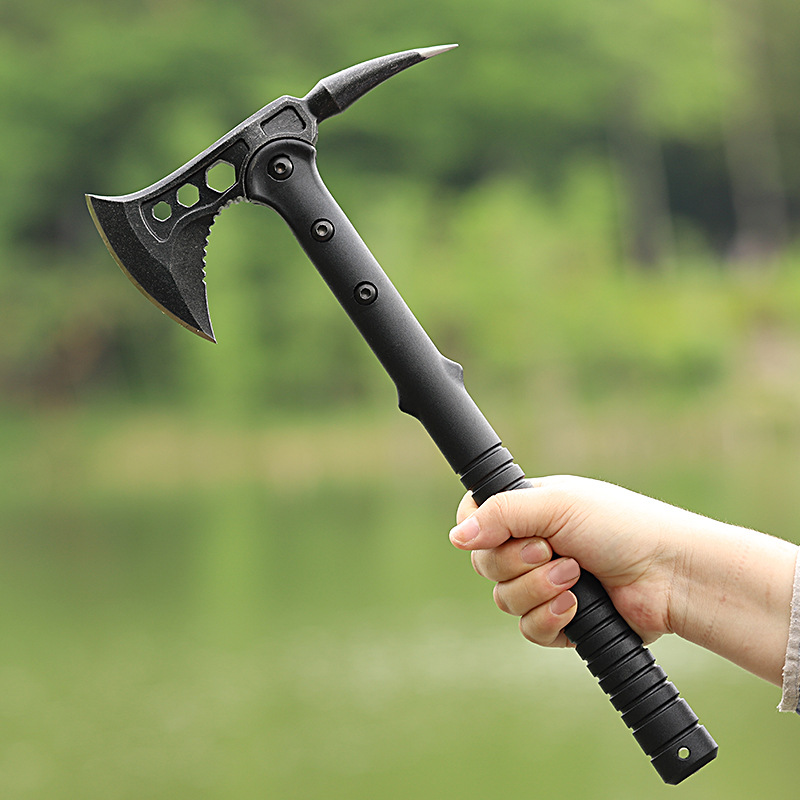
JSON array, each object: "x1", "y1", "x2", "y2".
[{"x1": 87, "y1": 45, "x2": 456, "y2": 342}]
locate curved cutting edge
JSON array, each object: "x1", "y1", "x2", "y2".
[{"x1": 86, "y1": 194, "x2": 216, "y2": 342}]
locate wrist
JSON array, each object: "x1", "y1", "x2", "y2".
[{"x1": 668, "y1": 515, "x2": 797, "y2": 685}]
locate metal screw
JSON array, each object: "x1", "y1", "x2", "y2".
[
  {"x1": 354, "y1": 281, "x2": 378, "y2": 305},
  {"x1": 311, "y1": 219, "x2": 335, "y2": 242},
  {"x1": 267, "y1": 155, "x2": 293, "y2": 180}
]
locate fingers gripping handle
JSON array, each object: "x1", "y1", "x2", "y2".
[{"x1": 465, "y1": 460, "x2": 717, "y2": 784}]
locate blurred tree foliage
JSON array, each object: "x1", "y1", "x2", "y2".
[{"x1": 3, "y1": 0, "x2": 800, "y2": 408}]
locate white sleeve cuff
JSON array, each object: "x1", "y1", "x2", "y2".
[{"x1": 778, "y1": 546, "x2": 800, "y2": 713}]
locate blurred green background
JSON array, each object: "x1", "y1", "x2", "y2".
[{"x1": 4, "y1": 0, "x2": 800, "y2": 796}]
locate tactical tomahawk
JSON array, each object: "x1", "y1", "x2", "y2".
[{"x1": 87, "y1": 46, "x2": 717, "y2": 783}]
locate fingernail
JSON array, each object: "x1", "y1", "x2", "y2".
[
  {"x1": 449, "y1": 516, "x2": 479, "y2": 546},
  {"x1": 549, "y1": 558, "x2": 580, "y2": 586},
  {"x1": 520, "y1": 540, "x2": 549, "y2": 565},
  {"x1": 550, "y1": 591, "x2": 577, "y2": 616}
]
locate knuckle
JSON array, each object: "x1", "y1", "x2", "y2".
[
  {"x1": 473, "y1": 493, "x2": 510, "y2": 540},
  {"x1": 472, "y1": 547, "x2": 500, "y2": 581},
  {"x1": 519, "y1": 568, "x2": 548, "y2": 608},
  {"x1": 519, "y1": 609, "x2": 562, "y2": 647},
  {"x1": 488, "y1": 491, "x2": 514, "y2": 528},
  {"x1": 472, "y1": 548, "x2": 504, "y2": 580},
  {"x1": 493, "y1": 583, "x2": 511, "y2": 614}
]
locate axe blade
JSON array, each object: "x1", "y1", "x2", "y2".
[
  {"x1": 85, "y1": 130, "x2": 257, "y2": 343},
  {"x1": 85, "y1": 94, "x2": 264, "y2": 344},
  {"x1": 87, "y1": 192, "x2": 217, "y2": 341}
]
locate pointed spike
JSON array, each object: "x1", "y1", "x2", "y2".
[
  {"x1": 304, "y1": 44, "x2": 458, "y2": 123},
  {"x1": 417, "y1": 44, "x2": 458, "y2": 59}
]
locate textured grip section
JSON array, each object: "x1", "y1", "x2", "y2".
[{"x1": 566, "y1": 573, "x2": 717, "y2": 783}]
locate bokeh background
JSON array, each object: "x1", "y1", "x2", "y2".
[{"x1": 4, "y1": 0, "x2": 800, "y2": 796}]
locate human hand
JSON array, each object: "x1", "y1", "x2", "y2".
[
  {"x1": 449, "y1": 475, "x2": 796, "y2": 685},
  {"x1": 449, "y1": 476, "x2": 684, "y2": 648}
]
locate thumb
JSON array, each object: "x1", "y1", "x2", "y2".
[{"x1": 449, "y1": 485, "x2": 552, "y2": 550}]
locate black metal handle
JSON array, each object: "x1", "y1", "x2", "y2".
[{"x1": 245, "y1": 139, "x2": 718, "y2": 783}]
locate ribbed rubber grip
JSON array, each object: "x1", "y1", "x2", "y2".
[
  {"x1": 461, "y1": 454, "x2": 718, "y2": 784},
  {"x1": 566, "y1": 572, "x2": 717, "y2": 783}
]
